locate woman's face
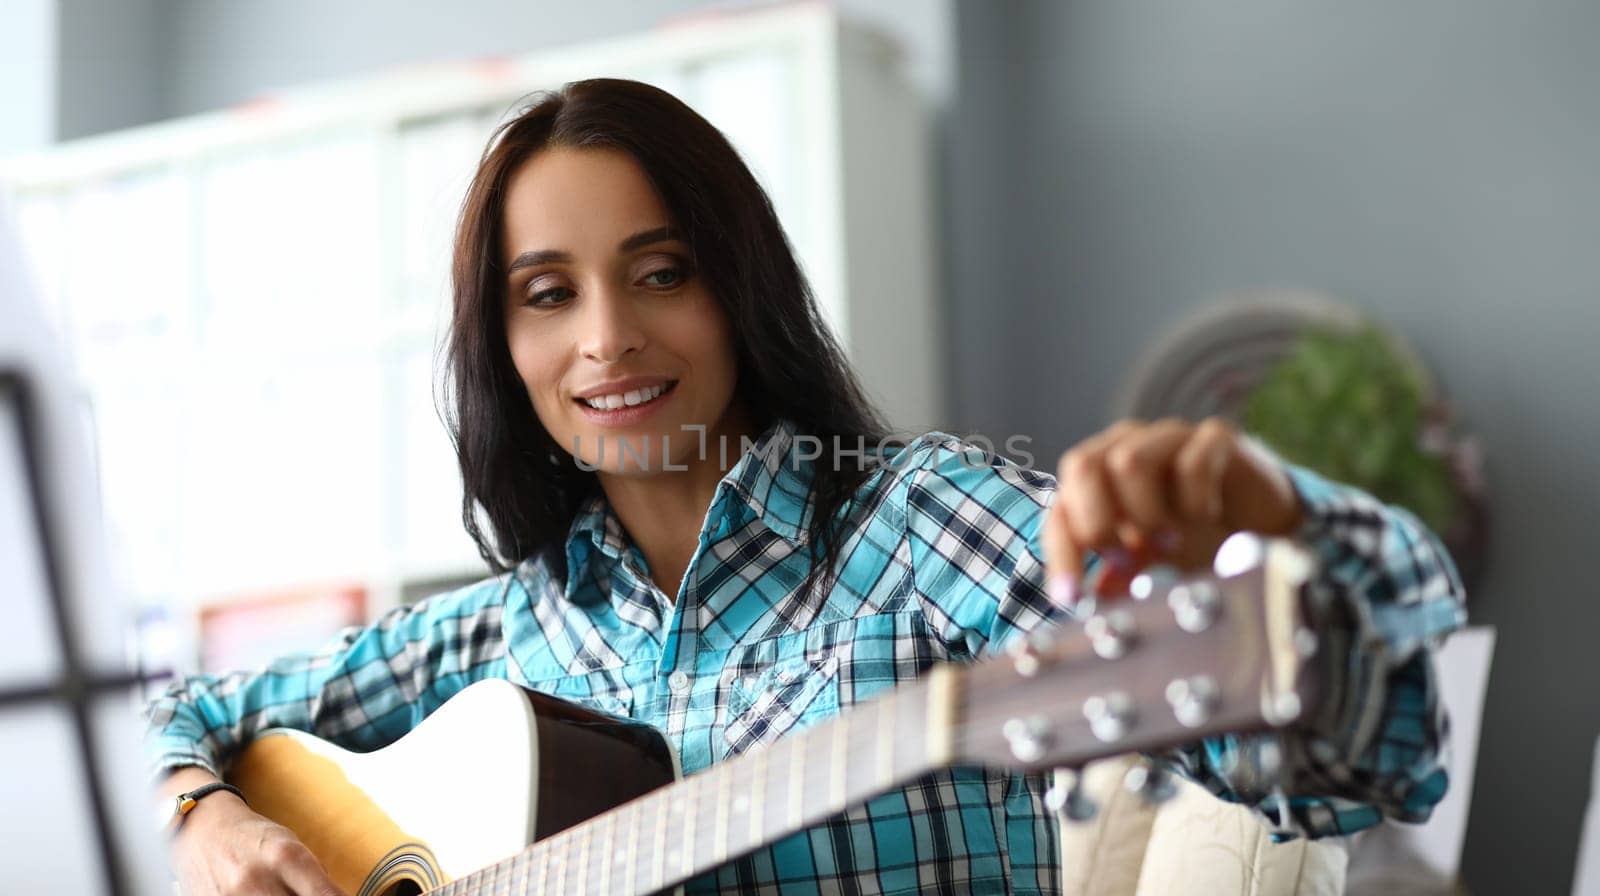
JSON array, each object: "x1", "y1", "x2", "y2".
[{"x1": 501, "y1": 147, "x2": 741, "y2": 475}]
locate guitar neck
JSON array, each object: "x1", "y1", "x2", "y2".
[{"x1": 436, "y1": 668, "x2": 958, "y2": 896}]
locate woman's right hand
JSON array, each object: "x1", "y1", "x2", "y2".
[{"x1": 164, "y1": 772, "x2": 345, "y2": 896}]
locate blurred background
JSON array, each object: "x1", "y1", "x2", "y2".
[{"x1": 1, "y1": 1, "x2": 1596, "y2": 893}]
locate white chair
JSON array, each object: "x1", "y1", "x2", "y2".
[{"x1": 1054, "y1": 626, "x2": 1495, "y2": 895}]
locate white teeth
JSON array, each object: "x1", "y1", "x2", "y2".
[{"x1": 583, "y1": 382, "x2": 669, "y2": 410}]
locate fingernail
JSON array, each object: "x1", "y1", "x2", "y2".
[
  {"x1": 1048, "y1": 574, "x2": 1079, "y2": 608},
  {"x1": 1156, "y1": 530, "x2": 1183, "y2": 552}
]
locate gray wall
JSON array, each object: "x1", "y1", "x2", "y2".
[
  {"x1": 55, "y1": 0, "x2": 165, "y2": 140},
  {"x1": 20, "y1": 0, "x2": 1600, "y2": 891},
  {"x1": 948, "y1": 3, "x2": 1597, "y2": 892},
  {"x1": 0, "y1": 0, "x2": 166, "y2": 154}
]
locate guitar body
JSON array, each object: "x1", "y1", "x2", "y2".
[{"x1": 228, "y1": 679, "x2": 678, "y2": 896}]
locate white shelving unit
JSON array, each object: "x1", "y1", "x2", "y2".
[{"x1": 0, "y1": 2, "x2": 940, "y2": 629}]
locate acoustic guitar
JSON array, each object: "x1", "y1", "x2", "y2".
[{"x1": 227, "y1": 535, "x2": 1321, "y2": 896}]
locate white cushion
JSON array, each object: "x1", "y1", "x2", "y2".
[{"x1": 1053, "y1": 754, "x2": 1348, "y2": 896}]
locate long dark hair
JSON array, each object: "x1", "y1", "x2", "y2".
[{"x1": 444, "y1": 77, "x2": 899, "y2": 595}]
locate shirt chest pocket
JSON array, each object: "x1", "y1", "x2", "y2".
[
  {"x1": 722, "y1": 652, "x2": 840, "y2": 758},
  {"x1": 718, "y1": 611, "x2": 947, "y2": 760}
]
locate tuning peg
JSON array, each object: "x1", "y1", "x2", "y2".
[
  {"x1": 1045, "y1": 766, "x2": 1098, "y2": 823},
  {"x1": 1082, "y1": 691, "x2": 1135, "y2": 743},
  {"x1": 1213, "y1": 531, "x2": 1267, "y2": 576},
  {"x1": 1254, "y1": 737, "x2": 1302, "y2": 840},
  {"x1": 1006, "y1": 624, "x2": 1062, "y2": 678},
  {"x1": 1164, "y1": 674, "x2": 1219, "y2": 728},
  {"x1": 1262, "y1": 690, "x2": 1303, "y2": 725},
  {"x1": 1002, "y1": 715, "x2": 1053, "y2": 763},
  {"x1": 1129, "y1": 564, "x2": 1182, "y2": 601},
  {"x1": 1084, "y1": 609, "x2": 1137, "y2": 660},
  {"x1": 1294, "y1": 626, "x2": 1319, "y2": 658},
  {"x1": 1005, "y1": 636, "x2": 1042, "y2": 678},
  {"x1": 1167, "y1": 580, "x2": 1221, "y2": 633},
  {"x1": 1122, "y1": 761, "x2": 1177, "y2": 806}
]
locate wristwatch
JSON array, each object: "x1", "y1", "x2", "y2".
[{"x1": 158, "y1": 782, "x2": 246, "y2": 834}]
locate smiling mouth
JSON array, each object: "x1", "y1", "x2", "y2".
[{"x1": 573, "y1": 380, "x2": 679, "y2": 411}]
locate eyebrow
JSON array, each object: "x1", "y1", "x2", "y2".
[{"x1": 506, "y1": 226, "x2": 680, "y2": 274}]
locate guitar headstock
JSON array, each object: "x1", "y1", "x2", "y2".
[{"x1": 952, "y1": 534, "x2": 1322, "y2": 771}]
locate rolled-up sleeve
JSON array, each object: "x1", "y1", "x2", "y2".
[
  {"x1": 1151, "y1": 456, "x2": 1468, "y2": 839},
  {"x1": 141, "y1": 576, "x2": 511, "y2": 780}
]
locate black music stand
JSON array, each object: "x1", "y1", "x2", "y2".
[{"x1": 1, "y1": 367, "x2": 154, "y2": 895}]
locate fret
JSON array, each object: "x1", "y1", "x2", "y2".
[
  {"x1": 877, "y1": 695, "x2": 896, "y2": 787},
  {"x1": 829, "y1": 711, "x2": 849, "y2": 807},
  {"x1": 749, "y1": 745, "x2": 768, "y2": 846},
  {"x1": 597, "y1": 809, "x2": 615, "y2": 895},
  {"x1": 535, "y1": 838, "x2": 548, "y2": 896},
  {"x1": 713, "y1": 762, "x2": 732, "y2": 865},
  {"x1": 787, "y1": 730, "x2": 807, "y2": 829},
  {"x1": 838, "y1": 710, "x2": 864, "y2": 809},
  {"x1": 576, "y1": 821, "x2": 590, "y2": 895},
  {"x1": 680, "y1": 776, "x2": 698, "y2": 879},
  {"x1": 653, "y1": 791, "x2": 668, "y2": 888},
  {"x1": 549, "y1": 843, "x2": 565, "y2": 895},
  {"x1": 623, "y1": 802, "x2": 639, "y2": 896}
]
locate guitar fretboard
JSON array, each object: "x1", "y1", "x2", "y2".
[{"x1": 435, "y1": 670, "x2": 953, "y2": 896}]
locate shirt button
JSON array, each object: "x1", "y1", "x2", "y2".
[{"x1": 668, "y1": 670, "x2": 691, "y2": 693}]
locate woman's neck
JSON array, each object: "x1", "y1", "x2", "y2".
[{"x1": 596, "y1": 405, "x2": 765, "y2": 602}]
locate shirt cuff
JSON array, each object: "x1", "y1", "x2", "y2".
[
  {"x1": 146, "y1": 742, "x2": 223, "y2": 784},
  {"x1": 1277, "y1": 460, "x2": 1382, "y2": 738},
  {"x1": 1277, "y1": 458, "x2": 1464, "y2": 776}
]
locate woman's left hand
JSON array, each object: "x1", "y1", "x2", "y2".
[{"x1": 1040, "y1": 417, "x2": 1306, "y2": 608}]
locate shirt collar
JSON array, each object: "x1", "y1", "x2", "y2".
[
  {"x1": 561, "y1": 417, "x2": 816, "y2": 583},
  {"x1": 722, "y1": 416, "x2": 816, "y2": 544}
]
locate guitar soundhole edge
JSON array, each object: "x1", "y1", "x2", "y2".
[{"x1": 360, "y1": 843, "x2": 440, "y2": 896}]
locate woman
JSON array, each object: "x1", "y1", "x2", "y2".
[{"x1": 146, "y1": 78, "x2": 1466, "y2": 895}]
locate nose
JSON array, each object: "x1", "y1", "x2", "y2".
[{"x1": 577, "y1": 284, "x2": 645, "y2": 364}]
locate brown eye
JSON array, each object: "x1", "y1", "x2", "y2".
[
  {"x1": 524, "y1": 282, "x2": 574, "y2": 306},
  {"x1": 642, "y1": 267, "x2": 684, "y2": 288}
]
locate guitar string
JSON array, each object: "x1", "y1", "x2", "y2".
[
  {"x1": 666, "y1": 704, "x2": 909, "y2": 888},
  {"x1": 459, "y1": 696, "x2": 926, "y2": 895}
]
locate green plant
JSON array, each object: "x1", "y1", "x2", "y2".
[{"x1": 1242, "y1": 323, "x2": 1459, "y2": 533}]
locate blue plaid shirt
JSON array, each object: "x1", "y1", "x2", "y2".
[{"x1": 145, "y1": 416, "x2": 1466, "y2": 894}]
